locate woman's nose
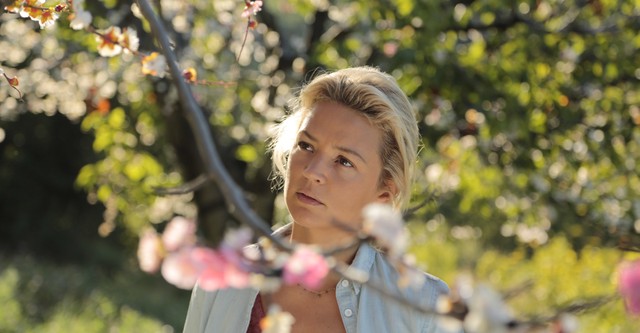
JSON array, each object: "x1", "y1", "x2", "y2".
[{"x1": 301, "y1": 157, "x2": 327, "y2": 184}]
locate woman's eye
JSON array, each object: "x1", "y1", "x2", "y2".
[
  {"x1": 298, "y1": 141, "x2": 313, "y2": 151},
  {"x1": 337, "y1": 156, "x2": 353, "y2": 168}
]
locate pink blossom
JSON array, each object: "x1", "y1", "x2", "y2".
[
  {"x1": 161, "y1": 216, "x2": 196, "y2": 252},
  {"x1": 161, "y1": 246, "x2": 251, "y2": 291},
  {"x1": 282, "y1": 245, "x2": 329, "y2": 290},
  {"x1": 222, "y1": 227, "x2": 253, "y2": 251},
  {"x1": 241, "y1": 0, "x2": 263, "y2": 18},
  {"x1": 161, "y1": 247, "x2": 202, "y2": 289},
  {"x1": 618, "y1": 260, "x2": 640, "y2": 315},
  {"x1": 137, "y1": 227, "x2": 163, "y2": 273},
  {"x1": 219, "y1": 227, "x2": 253, "y2": 266},
  {"x1": 196, "y1": 247, "x2": 250, "y2": 291}
]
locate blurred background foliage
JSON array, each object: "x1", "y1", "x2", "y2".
[{"x1": 1, "y1": 0, "x2": 639, "y2": 331}]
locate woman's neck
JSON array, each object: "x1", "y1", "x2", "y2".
[{"x1": 289, "y1": 223, "x2": 359, "y2": 265}]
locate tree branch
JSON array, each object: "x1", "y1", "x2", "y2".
[{"x1": 134, "y1": 0, "x2": 289, "y2": 250}]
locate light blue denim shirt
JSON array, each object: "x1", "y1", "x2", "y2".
[{"x1": 183, "y1": 238, "x2": 449, "y2": 333}]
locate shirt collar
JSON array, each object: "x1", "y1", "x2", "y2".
[{"x1": 345, "y1": 241, "x2": 376, "y2": 295}]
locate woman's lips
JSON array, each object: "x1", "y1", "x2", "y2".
[{"x1": 296, "y1": 192, "x2": 323, "y2": 205}]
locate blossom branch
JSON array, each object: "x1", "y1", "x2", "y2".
[
  {"x1": 87, "y1": 25, "x2": 143, "y2": 57},
  {"x1": 134, "y1": 0, "x2": 287, "y2": 250},
  {"x1": 237, "y1": 0, "x2": 262, "y2": 61}
]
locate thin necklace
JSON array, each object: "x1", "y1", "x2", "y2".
[{"x1": 296, "y1": 283, "x2": 336, "y2": 297}]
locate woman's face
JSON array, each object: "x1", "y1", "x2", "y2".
[{"x1": 284, "y1": 101, "x2": 392, "y2": 231}]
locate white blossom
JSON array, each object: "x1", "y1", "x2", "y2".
[
  {"x1": 464, "y1": 283, "x2": 514, "y2": 333},
  {"x1": 437, "y1": 276, "x2": 516, "y2": 333},
  {"x1": 222, "y1": 226, "x2": 253, "y2": 251},
  {"x1": 70, "y1": 0, "x2": 93, "y2": 30},
  {"x1": 161, "y1": 216, "x2": 196, "y2": 252},
  {"x1": 362, "y1": 203, "x2": 408, "y2": 257},
  {"x1": 261, "y1": 305, "x2": 295, "y2": 333},
  {"x1": 96, "y1": 27, "x2": 123, "y2": 57},
  {"x1": 137, "y1": 227, "x2": 162, "y2": 273},
  {"x1": 120, "y1": 28, "x2": 139, "y2": 53},
  {"x1": 142, "y1": 52, "x2": 167, "y2": 77}
]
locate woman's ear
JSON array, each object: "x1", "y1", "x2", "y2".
[{"x1": 376, "y1": 179, "x2": 398, "y2": 204}]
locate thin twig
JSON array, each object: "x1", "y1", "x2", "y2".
[
  {"x1": 403, "y1": 193, "x2": 439, "y2": 220},
  {"x1": 237, "y1": 20, "x2": 251, "y2": 62},
  {"x1": 501, "y1": 280, "x2": 534, "y2": 300},
  {"x1": 154, "y1": 174, "x2": 210, "y2": 195},
  {"x1": 617, "y1": 244, "x2": 640, "y2": 253},
  {"x1": 520, "y1": 295, "x2": 618, "y2": 328}
]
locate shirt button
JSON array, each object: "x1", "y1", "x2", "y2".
[
  {"x1": 344, "y1": 309, "x2": 353, "y2": 317},
  {"x1": 341, "y1": 280, "x2": 349, "y2": 288}
]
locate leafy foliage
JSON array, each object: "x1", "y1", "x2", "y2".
[
  {"x1": 409, "y1": 223, "x2": 640, "y2": 331},
  {"x1": 0, "y1": 255, "x2": 189, "y2": 332},
  {"x1": 3, "y1": 0, "x2": 637, "y2": 248}
]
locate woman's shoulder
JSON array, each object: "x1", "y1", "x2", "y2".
[
  {"x1": 364, "y1": 243, "x2": 449, "y2": 306},
  {"x1": 183, "y1": 284, "x2": 258, "y2": 333}
]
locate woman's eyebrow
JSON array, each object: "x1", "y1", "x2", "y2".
[
  {"x1": 300, "y1": 130, "x2": 367, "y2": 164},
  {"x1": 300, "y1": 130, "x2": 317, "y2": 142},
  {"x1": 337, "y1": 145, "x2": 367, "y2": 164}
]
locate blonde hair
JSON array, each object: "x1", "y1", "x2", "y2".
[{"x1": 270, "y1": 66, "x2": 420, "y2": 210}]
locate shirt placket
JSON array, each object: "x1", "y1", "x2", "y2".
[{"x1": 336, "y1": 278, "x2": 359, "y2": 333}]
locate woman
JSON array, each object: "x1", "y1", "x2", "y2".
[{"x1": 183, "y1": 66, "x2": 448, "y2": 332}]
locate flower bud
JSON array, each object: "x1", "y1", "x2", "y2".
[{"x1": 8, "y1": 76, "x2": 19, "y2": 87}]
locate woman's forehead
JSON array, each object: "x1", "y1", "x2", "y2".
[{"x1": 297, "y1": 102, "x2": 382, "y2": 160}]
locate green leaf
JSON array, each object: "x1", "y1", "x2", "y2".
[
  {"x1": 235, "y1": 144, "x2": 258, "y2": 163},
  {"x1": 108, "y1": 108, "x2": 126, "y2": 129}
]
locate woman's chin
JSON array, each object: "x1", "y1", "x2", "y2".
[{"x1": 290, "y1": 214, "x2": 329, "y2": 229}]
